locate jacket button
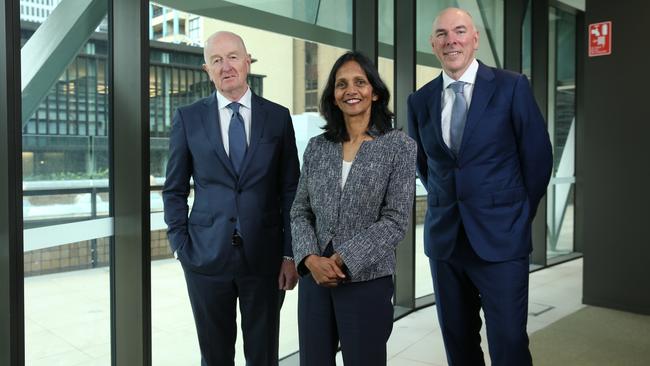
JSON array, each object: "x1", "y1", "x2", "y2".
[
  {"x1": 229, "y1": 217, "x2": 236, "y2": 223},
  {"x1": 237, "y1": 189, "x2": 242, "y2": 194}
]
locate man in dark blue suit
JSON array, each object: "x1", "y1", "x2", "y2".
[
  {"x1": 163, "y1": 31, "x2": 300, "y2": 366},
  {"x1": 407, "y1": 8, "x2": 553, "y2": 366}
]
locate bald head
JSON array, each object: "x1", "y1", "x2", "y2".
[
  {"x1": 203, "y1": 31, "x2": 248, "y2": 64},
  {"x1": 430, "y1": 7, "x2": 479, "y2": 80},
  {"x1": 202, "y1": 31, "x2": 252, "y2": 101},
  {"x1": 433, "y1": 7, "x2": 476, "y2": 33}
]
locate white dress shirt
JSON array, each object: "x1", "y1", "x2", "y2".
[
  {"x1": 216, "y1": 88, "x2": 252, "y2": 156},
  {"x1": 174, "y1": 88, "x2": 252, "y2": 260},
  {"x1": 440, "y1": 59, "x2": 479, "y2": 148}
]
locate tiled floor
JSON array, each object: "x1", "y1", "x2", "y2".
[
  {"x1": 384, "y1": 258, "x2": 584, "y2": 366},
  {"x1": 24, "y1": 255, "x2": 583, "y2": 366}
]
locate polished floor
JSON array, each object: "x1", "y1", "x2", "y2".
[
  {"x1": 24, "y1": 252, "x2": 582, "y2": 366},
  {"x1": 384, "y1": 258, "x2": 583, "y2": 366}
]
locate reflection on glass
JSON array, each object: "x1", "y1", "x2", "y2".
[
  {"x1": 148, "y1": 3, "x2": 351, "y2": 363},
  {"x1": 522, "y1": 0, "x2": 532, "y2": 78},
  {"x1": 547, "y1": 7, "x2": 576, "y2": 259},
  {"x1": 22, "y1": 1, "x2": 111, "y2": 365}
]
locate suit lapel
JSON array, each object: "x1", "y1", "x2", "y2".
[
  {"x1": 201, "y1": 93, "x2": 236, "y2": 179},
  {"x1": 459, "y1": 62, "x2": 496, "y2": 157},
  {"x1": 427, "y1": 75, "x2": 455, "y2": 159},
  {"x1": 238, "y1": 93, "x2": 266, "y2": 179}
]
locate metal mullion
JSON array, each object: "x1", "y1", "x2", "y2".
[
  {"x1": 504, "y1": 0, "x2": 527, "y2": 72},
  {"x1": 530, "y1": 0, "x2": 550, "y2": 267},
  {"x1": 111, "y1": 0, "x2": 151, "y2": 364},
  {"x1": 85, "y1": 57, "x2": 91, "y2": 136},
  {"x1": 183, "y1": 68, "x2": 189, "y2": 109},
  {"x1": 73, "y1": 59, "x2": 79, "y2": 135},
  {"x1": 156, "y1": 65, "x2": 162, "y2": 134},
  {"x1": 161, "y1": 66, "x2": 166, "y2": 134},
  {"x1": 94, "y1": 58, "x2": 100, "y2": 135},
  {"x1": 573, "y1": 9, "x2": 584, "y2": 255},
  {"x1": 353, "y1": 0, "x2": 378, "y2": 64},
  {"x1": 56, "y1": 69, "x2": 62, "y2": 132},
  {"x1": 393, "y1": 0, "x2": 416, "y2": 309},
  {"x1": 65, "y1": 67, "x2": 71, "y2": 135},
  {"x1": 1, "y1": 0, "x2": 25, "y2": 365}
]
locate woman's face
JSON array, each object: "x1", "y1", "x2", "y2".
[{"x1": 333, "y1": 60, "x2": 378, "y2": 121}]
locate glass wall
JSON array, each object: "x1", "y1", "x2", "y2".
[
  {"x1": 0, "y1": 1, "x2": 584, "y2": 364},
  {"x1": 413, "y1": 0, "x2": 505, "y2": 299},
  {"x1": 148, "y1": 2, "x2": 350, "y2": 363},
  {"x1": 21, "y1": 2, "x2": 112, "y2": 365},
  {"x1": 547, "y1": 6, "x2": 576, "y2": 260}
]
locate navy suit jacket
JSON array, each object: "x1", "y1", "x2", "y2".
[
  {"x1": 163, "y1": 92, "x2": 300, "y2": 275},
  {"x1": 407, "y1": 62, "x2": 553, "y2": 262}
]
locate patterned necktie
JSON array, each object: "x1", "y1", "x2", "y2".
[
  {"x1": 227, "y1": 102, "x2": 247, "y2": 175},
  {"x1": 449, "y1": 81, "x2": 467, "y2": 155}
]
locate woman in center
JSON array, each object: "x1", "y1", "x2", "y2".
[{"x1": 291, "y1": 51, "x2": 417, "y2": 366}]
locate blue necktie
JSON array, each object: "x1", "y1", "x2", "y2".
[
  {"x1": 227, "y1": 102, "x2": 247, "y2": 175},
  {"x1": 449, "y1": 81, "x2": 467, "y2": 155}
]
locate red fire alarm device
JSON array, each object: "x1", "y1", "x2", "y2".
[{"x1": 589, "y1": 21, "x2": 612, "y2": 57}]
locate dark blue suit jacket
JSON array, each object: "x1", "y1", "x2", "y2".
[
  {"x1": 163, "y1": 92, "x2": 300, "y2": 275},
  {"x1": 407, "y1": 62, "x2": 553, "y2": 262}
]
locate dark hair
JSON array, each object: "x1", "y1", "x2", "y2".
[{"x1": 319, "y1": 51, "x2": 394, "y2": 142}]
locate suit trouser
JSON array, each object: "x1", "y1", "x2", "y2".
[
  {"x1": 298, "y1": 274, "x2": 394, "y2": 366},
  {"x1": 182, "y1": 247, "x2": 284, "y2": 366},
  {"x1": 429, "y1": 225, "x2": 532, "y2": 366}
]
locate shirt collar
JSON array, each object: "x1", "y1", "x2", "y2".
[
  {"x1": 442, "y1": 59, "x2": 479, "y2": 89},
  {"x1": 216, "y1": 87, "x2": 252, "y2": 110}
]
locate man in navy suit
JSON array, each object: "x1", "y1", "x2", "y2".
[
  {"x1": 163, "y1": 31, "x2": 300, "y2": 366},
  {"x1": 407, "y1": 8, "x2": 552, "y2": 366}
]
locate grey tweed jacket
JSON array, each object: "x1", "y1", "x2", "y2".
[{"x1": 290, "y1": 128, "x2": 417, "y2": 282}]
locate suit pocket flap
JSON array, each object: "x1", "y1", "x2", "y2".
[
  {"x1": 259, "y1": 136, "x2": 280, "y2": 144},
  {"x1": 188, "y1": 211, "x2": 213, "y2": 226},
  {"x1": 492, "y1": 188, "x2": 527, "y2": 206}
]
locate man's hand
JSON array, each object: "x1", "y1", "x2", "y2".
[
  {"x1": 278, "y1": 259, "x2": 299, "y2": 290},
  {"x1": 304, "y1": 255, "x2": 346, "y2": 288}
]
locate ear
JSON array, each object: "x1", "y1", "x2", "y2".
[{"x1": 372, "y1": 93, "x2": 378, "y2": 101}]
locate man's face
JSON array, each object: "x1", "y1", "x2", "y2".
[
  {"x1": 202, "y1": 33, "x2": 251, "y2": 100},
  {"x1": 431, "y1": 9, "x2": 479, "y2": 79}
]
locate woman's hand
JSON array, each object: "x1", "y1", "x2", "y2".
[{"x1": 304, "y1": 255, "x2": 346, "y2": 288}]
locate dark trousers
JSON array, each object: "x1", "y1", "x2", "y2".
[
  {"x1": 430, "y1": 225, "x2": 532, "y2": 366},
  {"x1": 182, "y1": 248, "x2": 284, "y2": 366},
  {"x1": 298, "y1": 274, "x2": 394, "y2": 366}
]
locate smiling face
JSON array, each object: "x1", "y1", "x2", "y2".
[
  {"x1": 431, "y1": 8, "x2": 479, "y2": 80},
  {"x1": 202, "y1": 32, "x2": 251, "y2": 101},
  {"x1": 333, "y1": 60, "x2": 378, "y2": 122}
]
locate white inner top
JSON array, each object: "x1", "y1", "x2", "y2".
[{"x1": 341, "y1": 160, "x2": 353, "y2": 189}]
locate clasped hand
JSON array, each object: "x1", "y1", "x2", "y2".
[{"x1": 305, "y1": 253, "x2": 346, "y2": 288}]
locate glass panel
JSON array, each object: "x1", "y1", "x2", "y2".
[
  {"x1": 149, "y1": 3, "x2": 351, "y2": 364},
  {"x1": 547, "y1": 7, "x2": 576, "y2": 259},
  {"x1": 414, "y1": 0, "x2": 505, "y2": 298},
  {"x1": 522, "y1": 0, "x2": 532, "y2": 78},
  {"x1": 21, "y1": 1, "x2": 111, "y2": 364},
  {"x1": 477, "y1": 0, "x2": 505, "y2": 68},
  {"x1": 226, "y1": 0, "x2": 352, "y2": 33},
  {"x1": 378, "y1": 0, "x2": 395, "y2": 114},
  {"x1": 415, "y1": 0, "x2": 503, "y2": 68}
]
